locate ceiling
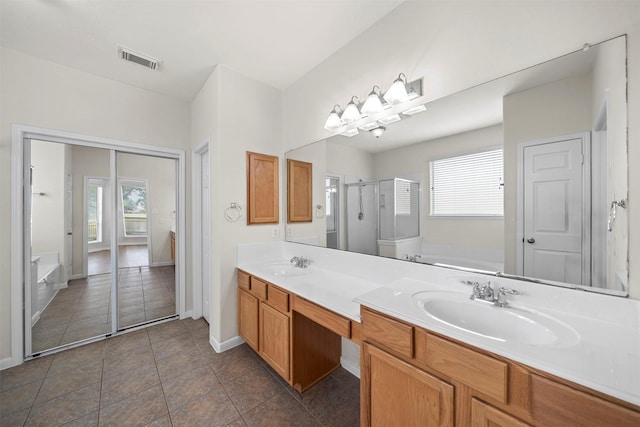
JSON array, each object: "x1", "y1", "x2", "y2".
[{"x1": 0, "y1": 0, "x2": 403, "y2": 101}]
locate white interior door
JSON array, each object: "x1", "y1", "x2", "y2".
[
  {"x1": 522, "y1": 137, "x2": 585, "y2": 284},
  {"x1": 201, "y1": 149, "x2": 211, "y2": 323}
]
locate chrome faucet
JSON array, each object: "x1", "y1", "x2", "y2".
[
  {"x1": 467, "y1": 281, "x2": 520, "y2": 307},
  {"x1": 290, "y1": 256, "x2": 310, "y2": 269}
]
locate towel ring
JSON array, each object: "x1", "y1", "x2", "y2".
[{"x1": 225, "y1": 202, "x2": 243, "y2": 222}]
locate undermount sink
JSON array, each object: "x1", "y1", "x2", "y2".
[
  {"x1": 412, "y1": 291, "x2": 580, "y2": 347},
  {"x1": 268, "y1": 262, "x2": 308, "y2": 277}
]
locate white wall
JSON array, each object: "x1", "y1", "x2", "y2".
[
  {"x1": 282, "y1": 1, "x2": 640, "y2": 299},
  {"x1": 374, "y1": 125, "x2": 504, "y2": 253},
  {"x1": 191, "y1": 65, "x2": 282, "y2": 344},
  {"x1": 503, "y1": 73, "x2": 593, "y2": 273},
  {"x1": 30, "y1": 141, "x2": 66, "y2": 261},
  {"x1": 0, "y1": 47, "x2": 190, "y2": 363},
  {"x1": 591, "y1": 37, "x2": 628, "y2": 289}
]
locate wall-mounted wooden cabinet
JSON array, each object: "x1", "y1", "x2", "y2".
[
  {"x1": 287, "y1": 159, "x2": 312, "y2": 223},
  {"x1": 246, "y1": 151, "x2": 279, "y2": 224}
]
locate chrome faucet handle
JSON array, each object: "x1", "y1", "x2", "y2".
[
  {"x1": 496, "y1": 287, "x2": 520, "y2": 307},
  {"x1": 479, "y1": 283, "x2": 494, "y2": 300},
  {"x1": 290, "y1": 256, "x2": 299, "y2": 264},
  {"x1": 469, "y1": 282, "x2": 482, "y2": 300}
]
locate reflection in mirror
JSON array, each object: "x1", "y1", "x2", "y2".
[
  {"x1": 117, "y1": 152, "x2": 177, "y2": 328},
  {"x1": 30, "y1": 141, "x2": 113, "y2": 353},
  {"x1": 27, "y1": 141, "x2": 179, "y2": 356},
  {"x1": 285, "y1": 35, "x2": 628, "y2": 296}
]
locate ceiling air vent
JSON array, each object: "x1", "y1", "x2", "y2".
[{"x1": 118, "y1": 46, "x2": 160, "y2": 71}]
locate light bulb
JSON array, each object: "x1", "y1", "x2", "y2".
[
  {"x1": 383, "y1": 73, "x2": 409, "y2": 105},
  {"x1": 340, "y1": 96, "x2": 362, "y2": 124},
  {"x1": 323, "y1": 105, "x2": 343, "y2": 131}
]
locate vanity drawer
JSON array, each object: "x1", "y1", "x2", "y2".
[
  {"x1": 531, "y1": 375, "x2": 640, "y2": 427},
  {"x1": 238, "y1": 270, "x2": 250, "y2": 291},
  {"x1": 362, "y1": 309, "x2": 413, "y2": 359},
  {"x1": 292, "y1": 296, "x2": 351, "y2": 338},
  {"x1": 250, "y1": 277, "x2": 268, "y2": 301},
  {"x1": 423, "y1": 333, "x2": 507, "y2": 403},
  {"x1": 267, "y1": 285, "x2": 289, "y2": 314}
]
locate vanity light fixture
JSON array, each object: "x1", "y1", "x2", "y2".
[
  {"x1": 341, "y1": 96, "x2": 362, "y2": 124},
  {"x1": 378, "y1": 114, "x2": 402, "y2": 125},
  {"x1": 384, "y1": 73, "x2": 410, "y2": 105},
  {"x1": 370, "y1": 126, "x2": 386, "y2": 138},
  {"x1": 361, "y1": 85, "x2": 388, "y2": 116},
  {"x1": 323, "y1": 104, "x2": 344, "y2": 131},
  {"x1": 341, "y1": 128, "x2": 359, "y2": 137},
  {"x1": 359, "y1": 121, "x2": 381, "y2": 131},
  {"x1": 323, "y1": 72, "x2": 424, "y2": 136}
]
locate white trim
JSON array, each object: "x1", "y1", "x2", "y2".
[
  {"x1": 150, "y1": 261, "x2": 175, "y2": 267},
  {"x1": 191, "y1": 139, "x2": 210, "y2": 320},
  {"x1": 340, "y1": 356, "x2": 361, "y2": 379},
  {"x1": 11, "y1": 125, "x2": 25, "y2": 368},
  {"x1": 210, "y1": 335, "x2": 245, "y2": 353},
  {"x1": 181, "y1": 310, "x2": 193, "y2": 319},
  {"x1": 11, "y1": 124, "x2": 187, "y2": 364}
]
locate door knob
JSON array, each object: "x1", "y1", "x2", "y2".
[{"x1": 527, "y1": 237, "x2": 535, "y2": 244}]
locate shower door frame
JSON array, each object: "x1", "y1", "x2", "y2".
[{"x1": 10, "y1": 124, "x2": 186, "y2": 365}]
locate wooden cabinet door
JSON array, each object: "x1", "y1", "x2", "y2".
[
  {"x1": 471, "y1": 399, "x2": 530, "y2": 427},
  {"x1": 287, "y1": 159, "x2": 312, "y2": 223},
  {"x1": 247, "y1": 151, "x2": 279, "y2": 224},
  {"x1": 363, "y1": 343, "x2": 453, "y2": 427},
  {"x1": 260, "y1": 302, "x2": 290, "y2": 380},
  {"x1": 238, "y1": 289, "x2": 259, "y2": 351}
]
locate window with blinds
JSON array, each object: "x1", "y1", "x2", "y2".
[{"x1": 429, "y1": 148, "x2": 504, "y2": 216}]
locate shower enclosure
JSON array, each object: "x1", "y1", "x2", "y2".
[{"x1": 345, "y1": 178, "x2": 420, "y2": 256}]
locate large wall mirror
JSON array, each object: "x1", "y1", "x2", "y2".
[{"x1": 285, "y1": 35, "x2": 628, "y2": 296}]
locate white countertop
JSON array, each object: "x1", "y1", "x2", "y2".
[
  {"x1": 355, "y1": 277, "x2": 640, "y2": 407},
  {"x1": 236, "y1": 242, "x2": 640, "y2": 407},
  {"x1": 237, "y1": 262, "x2": 380, "y2": 322}
]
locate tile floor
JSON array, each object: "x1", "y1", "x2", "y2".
[
  {"x1": 1, "y1": 318, "x2": 360, "y2": 426},
  {"x1": 31, "y1": 265, "x2": 176, "y2": 354}
]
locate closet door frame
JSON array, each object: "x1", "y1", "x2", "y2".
[{"x1": 10, "y1": 124, "x2": 186, "y2": 365}]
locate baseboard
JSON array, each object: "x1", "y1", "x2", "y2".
[
  {"x1": 32, "y1": 310, "x2": 41, "y2": 326},
  {"x1": 0, "y1": 356, "x2": 20, "y2": 371},
  {"x1": 180, "y1": 310, "x2": 193, "y2": 319},
  {"x1": 210, "y1": 335, "x2": 245, "y2": 353},
  {"x1": 341, "y1": 356, "x2": 361, "y2": 379},
  {"x1": 150, "y1": 261, "x2": 175, "y2": 267}
]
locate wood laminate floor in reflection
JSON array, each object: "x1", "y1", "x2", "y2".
[{"x1": 2, "y1": 319, "x2": 361, "y2": 426}]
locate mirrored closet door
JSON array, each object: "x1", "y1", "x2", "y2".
[{"x1": 25, "y1": 138, "x2": 179, "y2": 357}]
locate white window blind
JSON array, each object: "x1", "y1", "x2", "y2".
[{"x1": 430, "y1": 149, "x2": 504, "y2": 216}]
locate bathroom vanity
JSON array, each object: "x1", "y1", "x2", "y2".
[
  {"x1": 359, "y1": 306, "x2": 639, "y2": 426},
  {"x1": 237, "y1": 242, "x2": 640, "y2": 426},
  {"x1": 237, "y1": 268, "x2": 363, "y2": 392}
]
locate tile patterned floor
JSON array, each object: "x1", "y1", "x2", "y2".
[
  {"x1": 1, "y1": 318, "x2": 360, "y2": 427},
  {"x1": 31, "y1": 266, "x2": 176, "y2": 353}
]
